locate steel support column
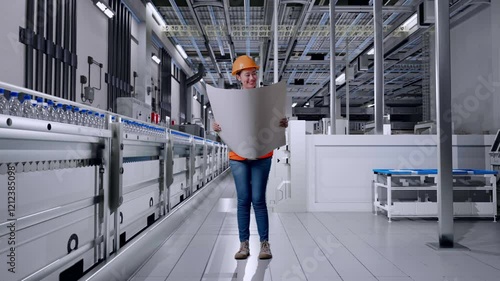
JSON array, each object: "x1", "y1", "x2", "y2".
[
  {"x1": 374, "y1": 0, "x2": 383, "y2": 134},
  {"x1": 328, "y1": 2, "x2": 336, "y2": 135},
  {"x1": 431, "y1": 0, "x2": 456, "y2": 249}
]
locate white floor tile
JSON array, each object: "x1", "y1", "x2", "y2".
[{"x1": 129, "y1": 174, "x2": 500, "y2": 281}]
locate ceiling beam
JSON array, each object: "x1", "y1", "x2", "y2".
[
  {"x1": 185, "y1": 0, "x2": 223, "y2": 78},
  {"x1": 278, "y1": 0, "x2": 316, "y2": 79},
  {"x1": 311, "y1": 5, "x2": 415, "y2": 13}
]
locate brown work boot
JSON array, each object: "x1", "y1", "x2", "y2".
[
  {"x1": 234, "y1": 240, "x2": 250, "y2": 259},
  {"x1": 258, "y1": 241, "x2": 272, "y2": 259}
]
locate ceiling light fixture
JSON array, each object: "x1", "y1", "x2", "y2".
[
  {"x1": 92, "y1": 0, "x2": 115, "y2": 18},
  {"x1": 292, "y1": 102, "x2": 297, "y2": 107},
  {"x1": 176, "y1": 44, "x2": 188, "y2": 59},
  {"x1": 151, "y1": 53, "x2": 161, "y2": 64},
  {"x1": 335, "y1": 73, "x2": 346, "y2": 85},
  {"x1": 147, "y1": 2, "x2": 167, "y2": 28},
  {"x1": 203, "y1": 105, "x2": 207, "y2": 109},
  {"x1": 401, "y1": 13, "x2": 418, "y2": 32}
]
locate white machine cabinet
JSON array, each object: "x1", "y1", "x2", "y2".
[
  {"x1": 0, "y1": 81, "x2": 229, "y2": 281},
  {"x1": 373, "y1": 169, "x2": 497, "y2": 222},
  {"x1": 489, "y1": 130, "x2": 500, "y2": 213}
]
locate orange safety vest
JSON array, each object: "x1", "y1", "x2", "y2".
[{"x1": 229, "y1": 151, "x2": 273, "y2": 161}]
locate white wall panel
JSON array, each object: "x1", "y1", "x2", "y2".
[
  {"x1": 171, "y1": 77, "x2": 180, "y2": 124},
  {"x1": 307, "y1": 135, "x2": 495, "y2": 212},
  {"x1": 451, "y1": 7, "x2": 494, "y2": 134},
  {"x1": 76, "y1": 0, "x2": 108, "y2": 109},
  {"x1": 0, "y1": 1, "x2": 25, "y2": 87}
]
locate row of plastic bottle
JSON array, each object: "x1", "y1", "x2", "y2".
[
  {"x1": 122, "y1": 119, "x2": 166, "y2": 137},
  {"x1": 0, "y1": 89, "x2": 106, "y2": 129},
  {"x1": 1, "y1": 89, "x2": 166, "y2": 136}
]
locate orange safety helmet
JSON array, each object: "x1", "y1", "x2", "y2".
[{"x1": 231, "y1": 55, "x2": 259, "y2": 76}]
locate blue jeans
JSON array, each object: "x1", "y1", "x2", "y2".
[{"x1": 229, "y1": 158, "x2": 272, "y2": 242}]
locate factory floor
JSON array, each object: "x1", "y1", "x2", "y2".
[{"x1": 130, "y1": 173, "x2": 500, "y2": 281}]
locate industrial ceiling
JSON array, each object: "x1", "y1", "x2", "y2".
[{"x1": 151, "y1": 0, "x2": 490, "y2": 125}]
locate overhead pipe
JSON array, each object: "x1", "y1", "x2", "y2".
[
  {"x1": 168, "y1": 0, "x2": 217, "y2": 83},
  {"x1": 328, "y1": 1, "x2": 336, "y2": 135},
  {"x1": 35, "y1": 0, "x2": 45, "y2": 92},
  {"x1": 278, "y1": 1, "x2": 315, "y2": 79},
  {"x1": 288, "y1": 13, "x2": 329, "y2": 84},
  {"x1": 186, "y1": 64, "x2": 205, "y2": 88},
  {"x1": 222, "y1": 0, "x2": 236, "y2": 60},
  {"x1": 208, "y1": 7, "x2": 225, "y2": 56},
  {"x1": 264, "y1": 2, "x2": 284, "y2": 80},
  {"x1": 25, "y1": 0, "x2": 35, "y2": 89},
  {"x1": 70, "y1": 0, "x2": 77, "y2": 101},
  {"x1": 185, "y1": 0, "x2": 222, "y2": 79},
  {"x1": 343, "y1": 0, "x2": 416, "y2": 75},
  {"x1": 55, "y1": 0, "x2": 62, "y2": 98},
  {"x1": 45, "y1": 0, "x2": 54, "y2": 95}
]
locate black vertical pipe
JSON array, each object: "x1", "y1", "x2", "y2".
[
  {"x1": 127, "y1": 13, "x2": 131, "y2": 96},
  {"x1": 116, "y1": 2, "x2": 121, "y2": 99},
  {"x1": 108, "y1": 0, "x2": 113, "y2": 110},
  {"x1": 36, "y1": 0, "x2": 45, "y2": 92},
  {"x1": 109, "y1": 0, "x2": 117, "y2": 111},
  {"x1": 62, "y1": 0, "x2": 70, "y2": 100},
  {"x1": 55, "y1": 0, "x2": 62, "y2": 98},
  {"x1": 161, "y1": 48, "x2": 172, "y2": 119},
  {"x1": 113, "y1": 0, "x2": 118, "y2": 108},
  {"x1": 25, "y1": 0, "x2": 35, "y2": 89},
  {"x1": 119, "y1": 3, "x2": 124, "y2": 99},
  {"x1": 107, "y1": 1, "x2": 113, "y2": 110},
  {"x1": 45, "y1": 0, "x2": 54, "y2": 95},
  {"x1": 70, "y1": 0, "x2": 76, "y2": 101},
  {"x1": 125, "y1": 6, "x2": 129, "y2": 96},
  {"x1": 107, "y1": 0, "x2": 112, "y2": 110}
]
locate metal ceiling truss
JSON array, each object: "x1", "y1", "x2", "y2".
[{"x1": 153, "y1": 0, "x2": 491, "y2": 120}]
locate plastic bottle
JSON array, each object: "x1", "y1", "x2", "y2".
[
  {"x1": 47, "y1": 100, "x2": 55, "y2": 121},
  {"x1": 73, "y1": 106, "x2": 81, "y2": 125},
  {"x1": 100, "y1": 114, "x2": 105, "y2": 129},
  {"x1": 35, "y1": 97, "x2": 48, "y2": 120},
  {"x1": 87, "y1": 111, "x2": 95, "y2": 127},
  {"x1": 55, "y1": 103, "x2": 64, "y2": 122},
  {"x1": 80, "y1": 109, "x2": 88, "y2": 126},
  {"x1": 94, "y1": 112, "x2": 100, "y2": 128},
  {"x1": 8, "y1": 92, "x2": 22, "y2": 116},
  {"x1": 0, "y1": 88, "x2": 8, "y2": 115},
  {"x1": 65, "y1": 105, "x2": 75, "y2": 124},
  {"x1": 22, "y1": 95, "x2": 36, "y2": 118}
]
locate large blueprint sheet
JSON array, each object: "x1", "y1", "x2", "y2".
[{"x1": 206, "y1": 82, "x2": 286, "y2": 159}]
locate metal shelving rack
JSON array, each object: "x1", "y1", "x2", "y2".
[{"x1": 373, "y1": 169, "x2": 498, "y2": 222}]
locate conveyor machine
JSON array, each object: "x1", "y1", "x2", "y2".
[{"x1": 0, "y1": 82, "x2": 228, "y2": 281}]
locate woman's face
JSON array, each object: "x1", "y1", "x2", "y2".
[{"x1": 237, "y1": 68, "x2": 258, "y2": 89}]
